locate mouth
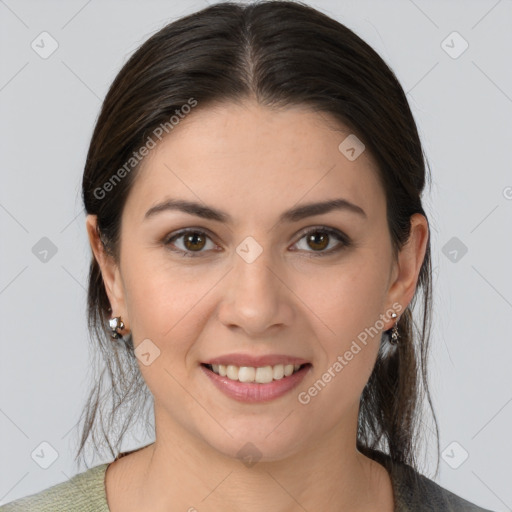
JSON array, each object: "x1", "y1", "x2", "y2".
[
  {"x1": 201, "y1": 362, "x2": 310, "y2": 384},
  {"x1": 200, "y1": 361, "x2": 312, "y2": 403}
]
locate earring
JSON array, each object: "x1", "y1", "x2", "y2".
[
  {"x1": 109, "y1": 316, "x2": 125, "y2": 339},
  {"x1": 389, "y1": 312, "x2": 399, "y2": 345}
]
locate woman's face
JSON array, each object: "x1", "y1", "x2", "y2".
[{"x1": 88, "y1": 100, "x2": 426, "y2": 462}]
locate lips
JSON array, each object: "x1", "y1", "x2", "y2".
[{"x1": 200, "y1": 362, "x2": 311, "y2": 402}]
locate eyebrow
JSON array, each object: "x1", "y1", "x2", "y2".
[{"x1": 144, "y1": 197, "x2": 367, "y2": 224}]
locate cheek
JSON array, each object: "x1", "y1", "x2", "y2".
[
  {"x1": 122, "y1": 251, "x2": 212, "y2": 340},
  {"x1": 298, "y1": 270, "x2": 385, "y2": 420},
  {"x1": 120, "y1": 255, "x2": 223, "y2": 394},
  {"x1": 121, "y1": 260, "x2": 208, "y2": 403},
  {"x1": 301, "y1": 254, "x2": 389, "y2": 382},
  {"x1": 301, "y1": 255, "x2": 388, "y2": 335}
]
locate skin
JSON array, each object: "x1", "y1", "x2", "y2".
[{"x1": 86, "y1": 99, "x2": 429, "y2": 512}]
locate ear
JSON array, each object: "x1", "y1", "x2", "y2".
[
  {"x1": 85, "y1": 214, "x2": 129, "y2": 331},
  {"x1": 385, "y1": 213, "x2": 429, "y2": 327}
]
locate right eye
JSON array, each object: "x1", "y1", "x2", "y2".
[{"x1": 163, "y1": 229, "x2": 218, "y2": 257}]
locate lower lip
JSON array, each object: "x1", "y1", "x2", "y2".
[{"x1": 200, "y1": 364, "x2": 311, "y2": 403}]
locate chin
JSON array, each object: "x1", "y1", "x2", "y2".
[{"x1": 198, "y1": 423, "x2": 307, "y2": 464}]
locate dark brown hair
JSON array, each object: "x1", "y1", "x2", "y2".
[{"x1": 78, "y1": 0, "x2": 439, "y2": 475}]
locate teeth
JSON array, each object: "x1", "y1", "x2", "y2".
[
  {"x1": 207, "y1": 363, "x2": 304, "y2": 383},
  {"x1": 273, "y1": 364, "x2": 284, "y2": 380},
  {"x1": 227, "y1": 365, "x2": 239, "y2": 380},
  {"x1": 238, "y1": 366, "x2": 256, "y2": 382},
  {"x1": 256, "y1": 366, "x2": 273, "y2": 383}
]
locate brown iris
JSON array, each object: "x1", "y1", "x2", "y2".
[
  {"x1": 306, "y1": 231, "x2": 330, "y2": 251},
  {"x1": 183, "y1": 232, "x2": 207, "y2": 251}
]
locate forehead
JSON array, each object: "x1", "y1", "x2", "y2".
[{"x1": 124, "y1": 101, "x2": 384, "y2": 224}]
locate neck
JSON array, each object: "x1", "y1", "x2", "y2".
[{"x1": 118, "y1": 413, "x2": 392, "y2": 511}]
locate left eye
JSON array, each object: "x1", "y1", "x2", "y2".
[
  {"x1": 164, "y1": 227, "x2": 350, "y2": 258},
  {"x1": 293, "y1": 227, "x2": 349, "y2": 255}
]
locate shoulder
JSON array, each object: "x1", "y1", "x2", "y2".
[
  {"x1": 367, "y1": 448, "x2": 495, "y2": 512},
  {"x1": 394, "y1": 462, "x2": 495, "y2": 511},
  {"x1": 0, "y1": 463, "x2": 110, "y2": 512}
]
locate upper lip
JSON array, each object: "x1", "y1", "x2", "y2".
[{"x1": 202, "y1": 353, "x2": 311, "y2": 367}]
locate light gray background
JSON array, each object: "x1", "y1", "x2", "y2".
[{"x1": 1, "y1": 0, "x2": 511, "y2": 510}]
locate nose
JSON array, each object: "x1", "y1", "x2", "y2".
[{"x1": 216, "y1": 242, "x2": 295, "y2": 336}]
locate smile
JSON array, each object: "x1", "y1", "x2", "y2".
[{"x1": 200, "y1": 362, "x2": 312, "y2": 403}]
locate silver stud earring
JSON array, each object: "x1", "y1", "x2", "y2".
[
  {"x1": 389, "y1": 312, "x2": 399, "y2": 345},
  {"x1": 109, "y1": 316, "x2": 125, "y2": 339}
]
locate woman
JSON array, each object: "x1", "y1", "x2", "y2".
[{"x1": 1, "y1": 1, "x2": 495, "y2": 511}]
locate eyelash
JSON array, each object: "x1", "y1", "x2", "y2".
[{"x1": 163, "y1": 226, "x2": 351, "y2": 258}]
